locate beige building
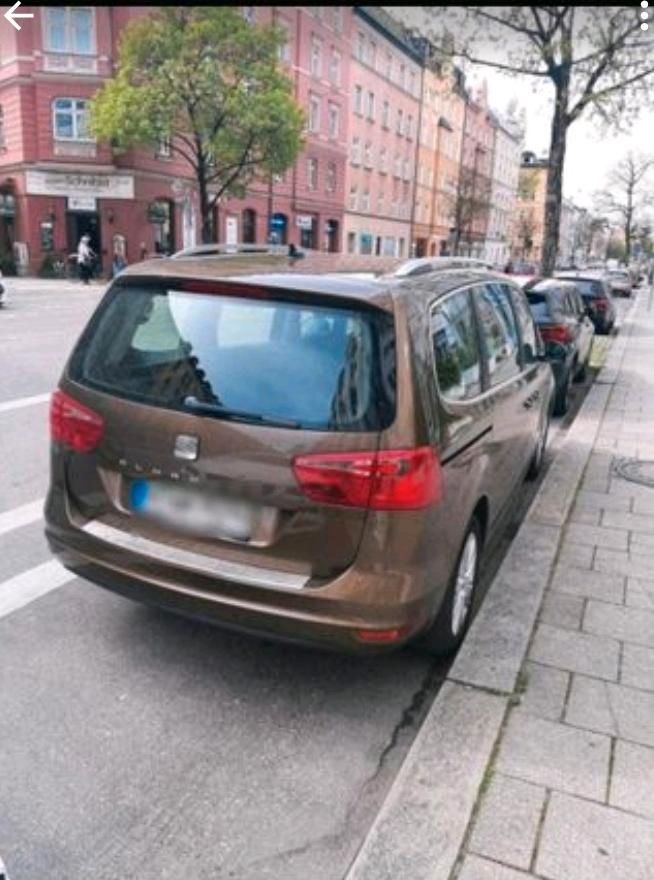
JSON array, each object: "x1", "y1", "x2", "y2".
[{"x1": 511, "y1": 151, "x2": 549, "y2": 265}]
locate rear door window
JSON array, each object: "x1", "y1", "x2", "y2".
[
  {"x1": 475, "y1": 284, "x2": 522, "y2": 387},
  {"x1": 525, "y1": 290, "x2": 552, "y2": 321},
  {"x1": 430, "y1": 289, "x2": 482, "y2": 401},
  {"x1": 69, "y1": 282, "x2": 397, "y2": 432},
  {"x1": 507, "y1": 285, "x2": 538, "y2": 364}
]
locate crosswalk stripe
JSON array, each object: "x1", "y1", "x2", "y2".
[
  {"x1": 0, "y1": 499, "x2": 44, "y2": 537},
  {"x1": 0, "y1": 559, "x2": 75, "y2": 619},
  {"x1": 0, "y1": 393, "x2": 50, "y2": 414}
]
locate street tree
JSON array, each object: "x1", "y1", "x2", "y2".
[
  {"x1": 90, "y1": 7, "x2": 304, "y2": 244},
  {"x1": 595, "y1": 153, "x2": 654, "y2": 263},
  {"x1": 450, "y1": 166, "x2": 493, "y2": 256},
  {"x1": 404, "y1": 6, "x2": 654, "y2": 275},
  {"x1": 515, "y1": 209, "x2": 536, "y2": 261}
]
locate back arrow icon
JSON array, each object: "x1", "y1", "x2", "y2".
[{"x1": 5, "y1": 1, "x2": 33, "y2": 31}]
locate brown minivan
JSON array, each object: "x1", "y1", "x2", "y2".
[{"x1": 45, "y1": 251, "x2": 554, "y2": 654}]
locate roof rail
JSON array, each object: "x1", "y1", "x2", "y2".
[{"x1": 170, "y1": 243, "x2": 291, "y2": 260}]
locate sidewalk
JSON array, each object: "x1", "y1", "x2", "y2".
[{"x1": 456, "y1": 285, "x2": 654, "y2": 880}]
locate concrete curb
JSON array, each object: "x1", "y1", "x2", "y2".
[{"x1": 344, "y1": 301, "x2": 636, "y2": 880}]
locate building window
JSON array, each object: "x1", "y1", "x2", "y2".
[
  {"x1": 52, "y1": 97, "x2": 92, "y2": 141},
  {"x1": 242, "y1": 6, "x2": 256, "y2": 24},
  {"x1": 326, "y1": 162, "x2": 337, "y2": 193},
  {"x1": 309, "y1": 94, "x2": 320, "y2": 132},
  {"x1": 353, "y1": 84, "x2": 363, "y2": 115},
  {"x1": 409, "y1": 71, "x2": 416, "y2": 96},
  {"x1": 360, "y1": 190, "x2": 370, "y2": 212},
  {"x1": 156, "y1": 135, "x2": 171, "y2": 158},
  {"x1": 349, "y1": 186, "x2": 357, "y2": 211},
  {"x1": 333, "y1": 7, "x2": 343, "y2": 33},
  {"x1": 307, "y1": 158, "x2": 318, "y2": 190},
  {"x1": 44, "y1": 7, "x2": 94, "y2": 55},
  {"x1": 385, "y1": 51, "x2": 392, "y2": 79},
  {"x1": 403, "y1": 158, "x2": 410, "y2": 180},
  {"x1": 406, "y1": 114, "x2": 413, "y2": 140},
  {"x1": 377, "y1": 192, "x2": 384, "y2": 214},
  {"x1": 347, "y1": 231, "x2": 356, "y2": 253},
  {"x1": 350, "y1": 136, "x2": 361, "y2": 165},
  {"x1": 310, "y1": 37, "x2": 322, "y2": 77},
  {"x1": 382, "y1": 100, "x2": 390, "y2": 129},
  {"x1": 399, "y1": 64, "x2": 406, "y2": 90},
  {"x1": 394, "y1": 154, "x2": 401, "y2": 178},
  {"x1": 277, "y1": 25, "x2": 290, "y2": 63},
  {"x1": 366, "y1": 91, "x2": 375, "y2": 121},
  {"x1": 363, "y1": 142, "x2": 372, "y2": 168},
  {"x1": 329, "y1": 49, "x2": 341, "y2": 85},
  {"x1": 328, "y1": 103, "x2": 339, "y2": 139},
  {"x1": 356, "y1": 32, "x2": 365, "y2": 61},
  {"x1": 0, "y1": 108, "x2": 6, "y2": 151},
  {"x1": 368, "y1": 41, "x2": 376, "y2": 68},
  {"x1": 396, "y1": 109, "x2": 403, "y2": 135},
  {"x1": 379, "y1": 147, "x2": 387, "y2": 174}
]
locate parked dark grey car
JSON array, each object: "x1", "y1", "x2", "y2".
[
  {"x1": 554, "y1": 271, "x2": 616, "y2": 335},
  {"x1": 524, "y1": 278, "x2": 595, "y2": 415}
]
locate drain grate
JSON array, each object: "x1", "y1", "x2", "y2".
[{"x1": 612, "y1": 458, "x2": 654, "y2": 489}]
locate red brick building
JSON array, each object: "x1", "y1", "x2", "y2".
[{"x1": 0, "y1": 5, "x2": 351, "y2": 274}]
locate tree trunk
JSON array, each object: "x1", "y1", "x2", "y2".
[
  {"x1": 197, "y1": 167, "x2": 213, "y2": 244},
  {"x1": 541, "y1": 70, "x2": 570, "y2": 276}
]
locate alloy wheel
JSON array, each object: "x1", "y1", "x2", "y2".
[{"x1": 451, "y1": 531, "x2": 479, "y2": 636}]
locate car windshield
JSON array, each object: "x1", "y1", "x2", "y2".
[{"x1": 68, "y1": 283, "x2": 397, "y2": 432}]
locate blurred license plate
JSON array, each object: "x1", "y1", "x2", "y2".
[{"x1": 129, "y1": 479, "x2": 254, "y2": 541}]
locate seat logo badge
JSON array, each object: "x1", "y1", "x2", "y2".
[{"x1": 174, "y1": 434, "x2": 199, "y2": 461}]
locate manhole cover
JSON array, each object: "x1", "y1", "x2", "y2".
[{"x1": 612, "y1": 458, "x2": 654, "y2": 489}]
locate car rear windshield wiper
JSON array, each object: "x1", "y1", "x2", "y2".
[{"x1": 182, "y1": 396, "x2": 301, "y2": 429}]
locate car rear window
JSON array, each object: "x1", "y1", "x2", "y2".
[
  {"x1": 68, "y1": 282, "x2": 396, "y2": 432},
  {"x1": 562, "y1": 278, "x2": 604, "y2": 297},
  {"x1": 525, "y1": 291, "x2": 553, "y2": 321}
]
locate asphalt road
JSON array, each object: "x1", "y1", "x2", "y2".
[{"x1": 0, "y1": 279, "x2": 627, "y2": 880}]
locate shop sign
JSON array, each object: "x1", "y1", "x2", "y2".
[
  {"x1": 296, "y1": 215, "x2": 313, "y2": 230},
  {"x1": 25, "y1": 170, "x2": 134, "y2": 200},
  {"x1": 68, "y1": 196, "x2": 97, "y2": 212}
]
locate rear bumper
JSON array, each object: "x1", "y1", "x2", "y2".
[{"x1": 44, "y1": 490, "x2": 432, "y2": 654}]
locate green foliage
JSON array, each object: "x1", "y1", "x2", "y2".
[
  {"x1": 38, "y1": 253, "x2": 59, "y2": 278},
  {"x1": 606, "y1": 238, "x2": 626, "y2": 260},
  {"x1": 90, "y1": 7, "x2": 304, "y2": 238}
]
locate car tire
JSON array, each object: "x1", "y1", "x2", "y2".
[
  {"x1": 527, "y1": 410, "x2": 549, "y2": 481},
  {"x1": 553, "y1": 368, "x2": 571, "y2": 416},
  {"x1": 575, "y1": 357, "x2": 587, "y2": 383},
  {"x1": 419, "y1": 517, "x2": 482, "y2": 656}
]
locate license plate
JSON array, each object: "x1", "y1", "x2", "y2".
[{"x1": 129, "y1": 479, "x2": 254, "y2": 541}]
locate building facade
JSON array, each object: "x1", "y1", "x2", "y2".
[
  {"x1": 485, "y1": 114, "x2": 522, "y2": 268},
  {"x1": 511, "y1": 151, "x2": 549, "y2": 265},
  {"x1": 457, "y1": 81, "x2": 494, "y2": 258},
  {"x1": 342, "y1": 6, "x2": 421, "y2": 259}
]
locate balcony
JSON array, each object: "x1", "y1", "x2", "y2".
[{"x1": 43, "y1": 54, "x2": 98, "y2": 75}]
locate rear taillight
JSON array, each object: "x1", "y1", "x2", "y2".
[
  {"x1": 292, "y1": 446, "x2": 442, "y2": 510},
  {"x1": 539, "y1": 324, "x2": 574, "y2": 344},
  {"x1": 50, "y1": 389, "x2": 104, "y2": 453}
]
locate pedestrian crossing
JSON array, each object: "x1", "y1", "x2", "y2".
[{"x1": 0, "y1": 498, "x2": 75, "y2": 620}]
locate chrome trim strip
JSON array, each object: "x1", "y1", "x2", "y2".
[{"x1": 81, "y1": 520, "x2": 308, "y2": 591}]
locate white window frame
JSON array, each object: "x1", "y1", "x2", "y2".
[
  {"x1": 156, "y1": 134, "x2": 171, "y2": 158},
  {"x1": 328, "y1": 103, "x2": 339, "y2": 140},
  {"x1": 356, "y1": 32, "x2": 365, "y2": 61},
  {"x1": 52, "y1": 97, "x2": 94, "y2": 142},
  {"x1": 333, "y1": 7, "x2": 343, "y2": 33},
  {"x1": 353, "y1": 84, "x2": 363, "y2": 115},
  {"x1": 382, "y1": 100, "x2": 390, "y2": 129},
  {"x1": 363, "y1": 142, "x2": 373, "y2": 169},
  {"x1": 43, "y1": 6, "x2": 96, "y2": 56},
  {"x1": 0, "y1": 108, "x2": 6, "y2": 151},
  {"x1": 366, "y1": 91, "x2": 375, "y2": 121},
  {"x1": 309, "y1": 94, "x2": 320, "y2": 133},
  {"x1": 326, "y1": 162, "x2": 337, "y2": 193},
  {"x1": 329, "y1": 49, "x2": 341, "y2": 85},
  {"x1": 310, "y1": 37, "x2": 322, "y2": 77},
  {"x1": 350, "y1": 136, "x2": 361, "y2": 165},
  {"x1": 379, "y1": 147, "x2": 387, "y2": 174},
  {"x1": 277, "y1": 24, "x2": 291, "y2": 63},
  {"x1": 396, "y1": 109, "x2": 403, "y2": 135},
  {"x1": 349, "y1": 186, "x2": 358, "y2": 211},
  {"x1": 307, "y1": 157, "x2": 318, "y2": 191}
]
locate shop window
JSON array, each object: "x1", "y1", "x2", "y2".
[
  {"x1": 242, "y1": 208, "x2": 257, "y2": 244},
  {"x1": 149, "y1": 199, "x2": 174, "y2": 255},
  {"x1": 44, "y1": 7, "x2": 94, "y2": 55},
  {"x1": 53, "y1": 98, "x2": 92, "y2": 141}
]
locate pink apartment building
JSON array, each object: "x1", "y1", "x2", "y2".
[
  {"x1": 0, "y1": 6, "x2": 351, "y2": 274},
  {"x1": 459, "y1": 80, "x2": 495, "y2": 258},
  {"x1": 343, "y1": 6, "x2": 421, "y2": 258}
]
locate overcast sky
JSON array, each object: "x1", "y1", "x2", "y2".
[{"x1": 387, "y1": 6, "x2": 653, "y2": 210}]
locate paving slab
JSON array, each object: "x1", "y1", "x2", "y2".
[
  {"x1": 528, "y1": 623, "x2": 619, "y2": 681},
  {"x1": 565, "y1": 675, "x2": 654, "y2": 748},
  {"x1": 621, "y1": 642, "x2": 654, "y2": 692},
  {"x1": 610, "y1": 740, "x2": 654, "y2": 819},
  {"x1": 557, "y1": 539, "x2": 594, "y2": 569},
  {"x1": 343, "y1": 682, "x2": 506, "y2": 880},
  {"x1": 593, "y1": 547, "x2": 654, "y2": 580},
  {"x1": 458, "y1": 854, "x2": 535, "y2": 880},
  {"x1": 602, "y1": 509, "x2": 654, "y2": 536},
  {"x1": 625, "y1": 577, "x2": 654, "y2": 610},
  {"x1": 583, "y1": 600, "x2": 654, "y2": 648},
  {"x1": 469, "y1": 774, "x2": 545, "y2": 871},
  {"x1": 517, "y1": 662, "x2": 569, "y2": 722},
  {"x1": 494, "y1": 712, "x2": 610, "y2": 801},
  {"x1": 539, "y1": 593, "x2": 584, "y2": 630},
  {"x1": 549, "y1": 566, "x2": 625, "y2": 605},
  {"x1": 537, "y1": 791, "x2": 654, "y2": 880}
]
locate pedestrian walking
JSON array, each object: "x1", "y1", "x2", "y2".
[
  {"x1": 77, "y1": 234, "x2": 95, "y2": 285},
  {"x1": 111, "y1": 249, "x2": 127, "y2": 278}
]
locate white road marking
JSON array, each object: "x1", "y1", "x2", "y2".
[
  {"x1": 0, "y1": 559, "x2": 75, "y2": 619},
  {"x1": 0, "y1": 499, "x2": 44, "y2": 537},
  {"x1": 0, "y1": 393, "x2": 50, "y2": 414}
]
